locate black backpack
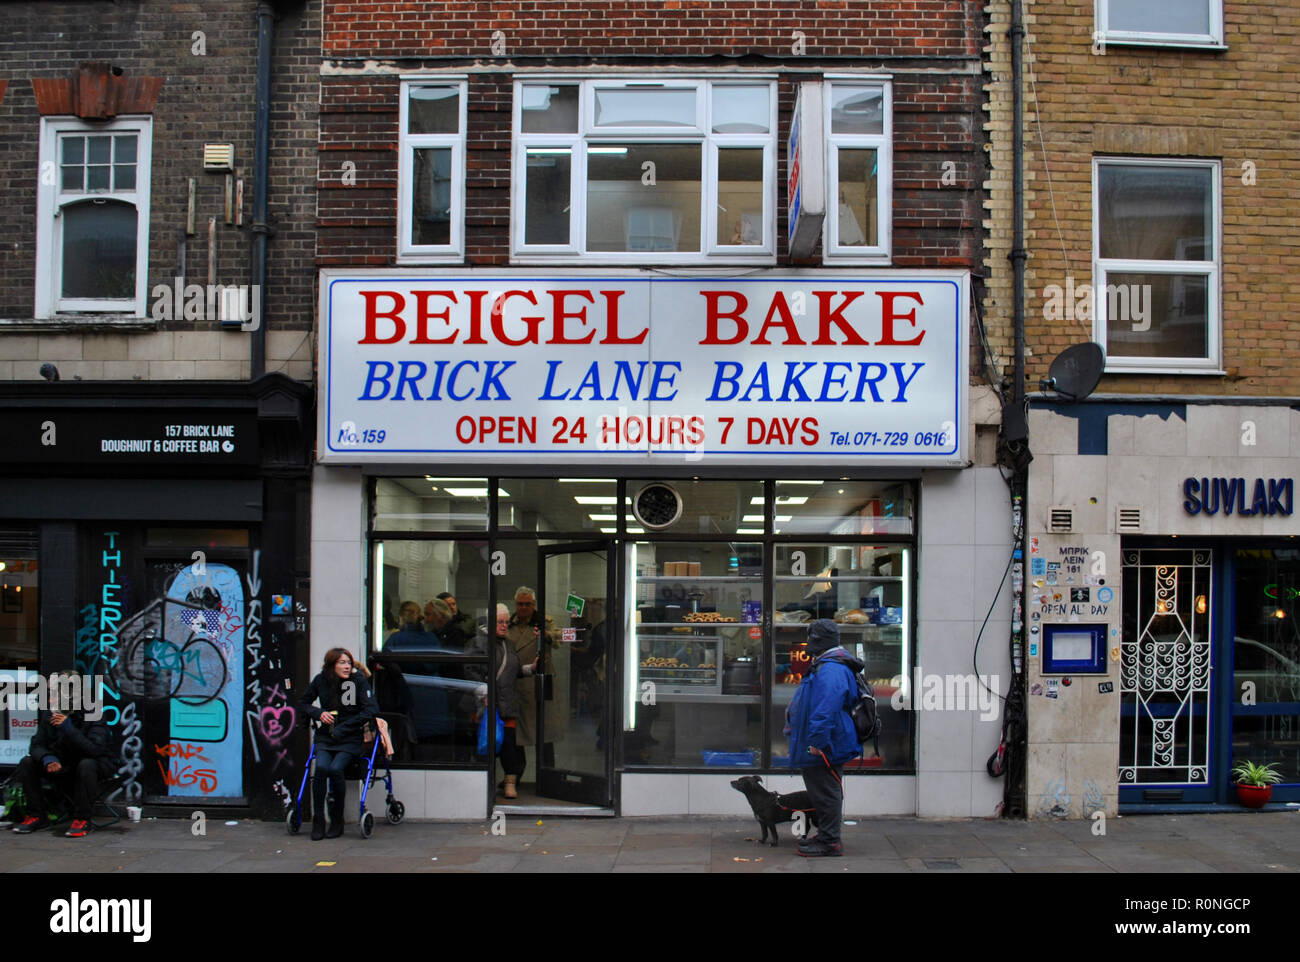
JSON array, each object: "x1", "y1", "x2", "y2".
[
  {"x1": 813, "y1": 658, "x2": 881, "y2": 743},
  {"x1": 848, "y1": 672, "x2": 882, "y2": 743}
]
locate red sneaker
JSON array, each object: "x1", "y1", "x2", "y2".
[
  {"x1": 11, "y1": 816, "x2": 43, "y2": 834},
  {"x1": 64, "y1": 819, "x2": 90, "y2": 838}
]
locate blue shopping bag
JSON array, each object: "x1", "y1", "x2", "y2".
[{"x1": 476, "y1": 710, "x2": 504, "y2": 756}]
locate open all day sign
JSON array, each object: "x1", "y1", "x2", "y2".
[{"x1": 318, "y1": 270, "x2": 968, "y2": 466}]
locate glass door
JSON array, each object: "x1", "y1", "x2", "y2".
[{"x1": 536, "y1": 542, "x2": 614, "y2": 806}]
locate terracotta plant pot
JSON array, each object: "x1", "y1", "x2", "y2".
[{"x1": 1235, "y1": 783, "x2": 1272, "y2": 809}]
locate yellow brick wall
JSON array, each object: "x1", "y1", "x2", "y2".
[{"x1": 985, "y1": 0, "x2": 1300, "y2": 396}]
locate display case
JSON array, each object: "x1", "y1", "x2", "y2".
[{"x1": 632, "y1": 555, "x2": 763, "y2": 701}]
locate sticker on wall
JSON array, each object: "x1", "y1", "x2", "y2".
[
  {"x1": 1061, "y1": 677, "x2": 1072, "y2": 687},
  {"x1": 1031, "y1": 557, "x2": 1046, "y2": 576},
  {"x1": 1070, "y1": 588, "x2": 1091, "y2": 603},
  {"x1": 1045, "y1": 679, "x2": 1059, "y2": 699},
  {"x1": 561, "y1": 627, "x2": 577, "y2": 643},
  {"x1": 1097, "y1": 586, "x2": 1113, "y2": 604},
  {"x1": 1110, "y1": 645, "x2": 1120, "y2": 662},
  {"x1": 1029, "y1": 642, "x2": 1038, "y2": 656},
  {"x1": 1047, "y1": 561, "x2": 1060, "y2": 571},
  {"x1": 1098, "y1": 681, "x2": 1114, "y2": 694},
  {"x1": 1030, "y1": 537, "x2": 1039, "y2": 554},
  {"x1": 1030, "y1": 683, "x2": 1043, "y2": 696},
  {"x1": 1066, "y1": 576, "x2": 1075, "y2": 585},
  {"x1": 1084, "y1": 575, "x2": 1099, "y2": 586},
  {"x1": 1046, "y1": 572, "x2": 1058, "y2": 586},
  {"x1": 271, "y1": 594, "x2": 293, "y2": 615}
]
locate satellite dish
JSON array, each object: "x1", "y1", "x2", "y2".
[{"x1": 1043, "y1": 342, "x2": 1105, "y2": 401}]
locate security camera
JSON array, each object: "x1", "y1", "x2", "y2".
[{"x1": 39, "y1": 363, "x2": 60, "y2": 382}]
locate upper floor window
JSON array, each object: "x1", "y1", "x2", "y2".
[
  {"x1": 398, "y1": 80, "x2": 467, "y2": 261},
  {"x1": 1095, "y1": 0, "x2": 1224, "y2": 49},
  {"x1": 823, "y1": 79, "x2": 892, "y2": 263},
  {"x1": 511, "y1": 78, "x2": 777, "y2": 262},
  {"x1": 1093, "y1": 157, "x2": 1220, "y2": 373},
  {"x1": 35, "y1": 117, "x2": 152, "y2": 318}
]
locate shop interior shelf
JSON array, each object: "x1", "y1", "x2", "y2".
[
  {"x1": 637, "y1": 624, "x2": 742, "y2": 630},
  {"x1": 773, "y1": 574, "x2": 901, "y2": 582},
  {"x1": 638, "y1": 575, "x2": 761, "y2": 581}
]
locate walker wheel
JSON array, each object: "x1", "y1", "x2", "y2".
[
  {"x1": 360, "y1": 811, "x2": 374, "y2": 838},
  {"x1": 286, "y1": 808, "x2": 300, "y2": 835},
  {"x1": 387, "y1": 801, "x2": 405, "y2": 825}
]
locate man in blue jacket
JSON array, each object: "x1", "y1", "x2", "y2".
[{"x1": 786, "y1": 619, "x2": 863, "y2": 857}]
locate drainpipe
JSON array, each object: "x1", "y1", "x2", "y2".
[
  {"x1": 250, "y1": 1, "x2": 275, "y2": 378},
  {"x1": 1005, "y1": 0, "x2": 1029, "y2": 818}
]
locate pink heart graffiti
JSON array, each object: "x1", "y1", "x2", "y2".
[{"x1": 259, "y1": 706, "x2": 295, "y2": 745}]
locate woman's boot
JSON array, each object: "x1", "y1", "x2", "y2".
[
  {"x1": 326, "y1": 792, "x2": 346, "y2": 838},
  {"x1": 310, "y1": 784, "x2": 326, "y2": 841},
  {"x1": 504, "y1": 775, "x2": 518, "y2": 799}
]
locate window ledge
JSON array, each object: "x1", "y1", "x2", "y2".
[
  {"x1": 1103, "y1": 365, "x2": 1226, "y2": 376},
  {"x1": 0, "y1": 315, "x2": 159, "y2": 333},
  {"x1": 1098, "y1": 38, "x2": 1228, "y2": 52}
]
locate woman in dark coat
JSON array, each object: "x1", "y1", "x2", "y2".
[
  {"x1": 298, "y1": 648, "x2": 378, "y2": 839},
  {"x1": 470, "y1": 604, "x2": 538, "y2": 798}
]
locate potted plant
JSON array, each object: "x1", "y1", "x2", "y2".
[{"x1": 1230, "y1": 760, "x2": 1282, "y2": 808}]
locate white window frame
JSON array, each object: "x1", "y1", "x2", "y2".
[
  {"x1": 1095, "y1": 0, "x2": 1225, "y2": 50},
  {"x1": 1092, "y1": 156, "x2": 1222, "y2": 374},
  {"x1": 397, "y1": 78, "x2": 467, "y2": 263},
  {"x1": 822, "y1": 76, "x2": 892, "y2": 265},
  {"x1": 511, "y1": 75, "x2": 778, "y2": 264},
  {"x1": 35, "y1": 116, "x2": 152, "y2": 319}
]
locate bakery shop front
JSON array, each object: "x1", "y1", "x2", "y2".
[{"x1": 312, "y1": 269, "x2": 1005, "y2": 818}]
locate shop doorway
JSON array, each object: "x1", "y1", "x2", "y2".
[
  {"x1": 535, "y1": 542, "x2": 614, "y2": 806},
  {"x1": 1119, "y1": 547, "x2": 1216, "y2": 803},
  {"x1": 1120, "y1": 543, "x2": 1300, "y2": 806}
]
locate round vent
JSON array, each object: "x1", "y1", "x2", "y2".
[{"x1": 632, "y1": 483, "x2": 683, "y2": 530}]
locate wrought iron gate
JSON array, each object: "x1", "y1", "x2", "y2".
[{"x1": 1119, "y1": 549, "x2": 1213, "y2": 787}]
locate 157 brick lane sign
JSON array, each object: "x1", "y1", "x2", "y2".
[{"x1": 318, "y1": 270, "x2": 968, "y2": 465}]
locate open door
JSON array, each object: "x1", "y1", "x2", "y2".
[{"x1": 536, "y1": 542, "x2": 614, "y2": 806}]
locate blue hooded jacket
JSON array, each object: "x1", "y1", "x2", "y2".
[{"x1": 786, "y1": 646, "x2": 864, "y2": 767}]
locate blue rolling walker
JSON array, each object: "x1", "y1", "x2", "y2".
[{"x1": 286, "y1": 720, "x2": 404, "y2": 838}]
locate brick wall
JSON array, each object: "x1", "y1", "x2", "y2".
[
  {"x1": 318, "y1": 0, "x2": 988, "y2": 271},
  {"x1": 992, "y1": 0, "x2": 1300, "y2": 396},
  {"x1": 0, "y1": 0, "x2": 319, "y2": 381}
]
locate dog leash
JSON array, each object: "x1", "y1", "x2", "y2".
[{"x1": 812, "y1": 747, "x2": 843, "y2": 788}]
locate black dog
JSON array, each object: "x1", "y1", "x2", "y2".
[{"x1": 730, "y1": 775, "x2": 820, "y2": 847}]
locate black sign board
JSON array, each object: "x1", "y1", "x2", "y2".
[{"x1": 0, "y1": 410, "x2": 260, "y2": 466}]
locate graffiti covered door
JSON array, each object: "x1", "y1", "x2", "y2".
[
  {"x1": 1119, "y1": 548, "x2": 1215, "y2": 803},
  {"x1": 146, "y1": 560, "x2": 245, "y2": 799}
]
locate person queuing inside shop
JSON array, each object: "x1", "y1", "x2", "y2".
[
  {"x1": 469, "y1": 604, "x2": 540, "y2": 798},
  {"x1": 506, "y1": 587, "x2": 559, "y2": 770},
  {"x1": 297, "y1": 648, "x2": 379, "y2": 840},
  {"x1": 437, "y1": 592, "x2": 478, "y2": 648}
]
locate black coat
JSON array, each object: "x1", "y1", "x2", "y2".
[
  {"x1": 29, "y1": 710, "x2": 114, "y2": 774},
  {"x1": 298, "y1": 671, "x2": 379, "y2": 749}
]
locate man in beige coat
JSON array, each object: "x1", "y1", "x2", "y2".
[{"x1": 507, "y1": 586, "x2": 563, "y2": 771}]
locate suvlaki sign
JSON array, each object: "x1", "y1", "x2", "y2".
[{"x1": 318, "y1": 270, "x2": 968, "y2": 465}]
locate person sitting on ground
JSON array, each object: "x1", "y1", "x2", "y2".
[{"x1": 10, "y1": 672, "x2": 115, "y2": 839}]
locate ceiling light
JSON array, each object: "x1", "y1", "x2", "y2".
[
  {"x1": 443, "y1": 487, "x2": 510, "y2": 498},
  {"x1": 735, "y1": 528, "x2": 764, "y2": 534},
  {"x1": 560, "y1": 478, "x2": 617, "y2": 483},
  {"x1": 575, "y1": 496, "x2": 626, "y2": 505},
  {"x1": 776, "y1": 480, "x2": 824, "y2": 485},
  {"x1": 589, "y1": 146, "x2": 629, "y2": 154},
  {"x1": 600, "y1": 527, "x2": 617, "y2": 534},
  {"x1": 627, "y1": 527, "x2": 645, "y2": 534},
  {"x1": 588, "y1": 514, "x2": 619, "y2": 521},
  {"x1": 750, "y1": 496, "x2": 807, "y2": 506}
]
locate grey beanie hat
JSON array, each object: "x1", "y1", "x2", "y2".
[{"x1": 807, "y1": 618, "x2": 840, "y2": 654}]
